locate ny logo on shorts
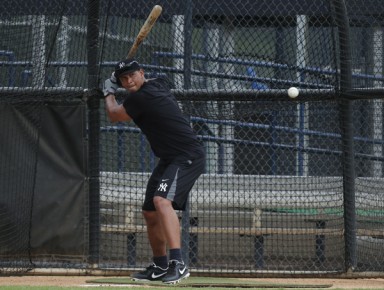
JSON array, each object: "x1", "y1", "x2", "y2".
[{"x1": 158, "y1": 182, "x2": 168, "y2": 192}]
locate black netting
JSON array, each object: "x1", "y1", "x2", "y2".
[
  {"x1": 1, "y1": 0, "x2": 384, "y2": 277},
  {"x1": 0, "y1": 97, "x2": 43, "y2": 274}
]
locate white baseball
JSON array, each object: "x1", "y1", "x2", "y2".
[{"x1": 288, "y1": 87, "x2": 299, "y2": 98}]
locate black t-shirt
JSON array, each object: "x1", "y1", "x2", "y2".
[{"x1": 123, "y1": 78, "x2": 204, "y2": 160}]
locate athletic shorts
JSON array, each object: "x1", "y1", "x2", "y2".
[{"x1": 142, "y1": 155, "x2": 205, "y2": 211}]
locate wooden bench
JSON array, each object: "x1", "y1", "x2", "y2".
[{"x1": 99, "y1": 172, "x2": 384, "y2": 268}]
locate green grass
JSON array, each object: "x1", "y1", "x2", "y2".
[
  {"x1": 0, "y1": 288, "x2": 212, "y2": 290},
  {"x1": 85, "y1": 276, "x2": 333, "y2": 288},
  {"x1": 1, "y1": 287, "x2": 383, "y2": 290},
  {"x1": 1, "y1": 276, "x2": 383, "y2": 290}
]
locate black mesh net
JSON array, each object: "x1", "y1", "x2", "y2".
[
  {"x1": 0, "y1": 97, "x2": 42, "y2": 274},
  {"x1": 0, "y1": 0, "x2": 87, "y2": 274},
  {"x1": 1, "y1": 0, "x2": 384, "y2": 276}
]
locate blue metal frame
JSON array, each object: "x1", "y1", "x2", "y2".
[
  {"x1": 2, "y1": 51, "x2": 384, "y2": 175},
  {"x1": 1, "y1": 51, "x2": 384, "y2": 88},
  {"x1": 101, "y1": 114, "x2": 384, "y2": 174},
  {"x1": 0, "y1": 50, "x2": 16, "y2": 87}
]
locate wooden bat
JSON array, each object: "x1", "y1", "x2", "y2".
[{"x1": 127, "y1": 5, "x2": 163, "y2": 59}]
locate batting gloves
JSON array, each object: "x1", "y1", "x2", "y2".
[{"x1": 103, "y1": 73, "x2": 119, "y2": 97}]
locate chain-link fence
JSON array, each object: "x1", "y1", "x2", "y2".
[{"x1": 1, "y1": 0, "x2": 384, "y2": 276}]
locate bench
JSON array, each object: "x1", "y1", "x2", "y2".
[{"x1": 99, "y1": 172, "x2": 384, "y2": 268}]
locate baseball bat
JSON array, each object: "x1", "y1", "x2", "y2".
[{"x1": 127, "y1": 5, "x2": 163, "y2": 59}]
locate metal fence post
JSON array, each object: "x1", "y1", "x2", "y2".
[
  {"x1": 331, "y1": 0, "x2": 357, "y2": 271},
  {"x1": 87, "y1": 0, "x2": 101, "y2": 266}
]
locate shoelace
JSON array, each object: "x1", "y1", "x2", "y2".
[
  {"x1": 149, "y1": 263, "x2": 167, "y2": 271},
  {"x1": 168, "y1": 260, "x2": 183, "y2": 268}
]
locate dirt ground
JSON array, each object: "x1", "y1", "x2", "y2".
[{"x1": 0, "y1": 276, "x2": 383, "y2": 288}]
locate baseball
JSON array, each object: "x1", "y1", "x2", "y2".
[{"x1": 288, "y1": 87, "x2": 299, "y2": 98}]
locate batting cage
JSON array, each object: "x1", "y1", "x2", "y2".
[{"x1": 1, "y1": 0, "x2": 384, "y2": 277}]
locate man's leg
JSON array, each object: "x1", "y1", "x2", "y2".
[
  {"x1": 153, "y1": 196, "x2": 189, "y2": 284},
  {"x1": 143, "y1": 210, "x2": 168, "y2": 257},
  {"x1": 152, "y1": 197, "x2": 180, "y2": 249},
  {"x1": 131, "y1": 210, "x2": 168, "y2": 281}
]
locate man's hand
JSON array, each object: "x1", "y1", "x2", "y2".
[{"x1": 103, "y1": 73, "x2": 119, "y2": 97}]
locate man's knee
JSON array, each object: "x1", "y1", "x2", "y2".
[{"x1": 153, "y1": 196, "x2": 172, "y2": 211}]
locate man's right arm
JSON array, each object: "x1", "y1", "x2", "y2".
[
  {"x1": 103, "y1": 73, "x2": 132, "y2": 122},
  {"x1": 104, "y1": 94, "x2": 132, "y2": 122}
]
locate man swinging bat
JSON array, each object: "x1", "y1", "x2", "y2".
[{"x1": 102, "y1": 59, "x2": 205, "y2": 284}]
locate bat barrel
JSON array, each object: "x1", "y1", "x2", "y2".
[{"x1": 126, "y1": 5, "x2": 163, "y2": 59}]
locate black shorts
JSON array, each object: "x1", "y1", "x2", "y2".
[{"x1": 142, "y1": 155, "x2": 205, "y2": 211}]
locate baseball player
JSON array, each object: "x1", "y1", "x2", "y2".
[{"x1": 103, "y1": 59, "x2": 205, "y2": 284}]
